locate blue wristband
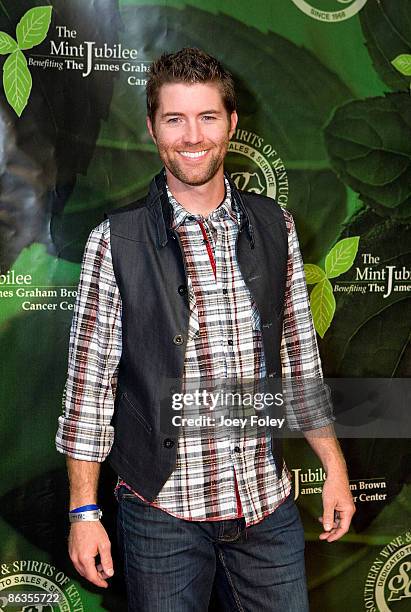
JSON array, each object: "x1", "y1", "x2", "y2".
[{"x1": 69, "y1": 504, "x2": 100, "y2": 514}]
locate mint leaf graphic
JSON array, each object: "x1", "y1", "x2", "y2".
[
  {"x1": 288, "y1": 170, "x2": 347, "y2": 264},
  {"x1": 3, "y1": 50, "x2": 32, "y2": 117},
  {"x1": 324, "y1": 93, "x2": 411, "y2": 222},
  {"x1": 304, "y1": 263, "x2": 326, "y2": 284},
  {"x1": 325, "y1": 236, "x2": 360, "y2": 279},
  {"x1": 0, "y1": 7, "x2": 52, "y2": 116},
  {"x1": 360, "y1": 0, "x2": 411, "y2": 91},
  {"x1": 321, "y1": 210, "x2": 411, "y2": 376},
  {"x1": 0, "y1": 31, "x2": 17, "y2": 55},
  {"x1": 391, "y1": 54, "x2": 411, "y2": 77},
  {"x1": 16, "y1": 6, "x2": 52, "y2": 51},
  {"x1": 310, "y1": 278, "x2": 336, "y2": 338}
]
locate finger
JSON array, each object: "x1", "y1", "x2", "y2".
[
  {"x1": 319, "y1": 528, "x2": 337, "y2": 540},
  {"x1": 321, "y1": 510, "x2": 352, "y2": 542},
  {"x1": 321, "y1": 525, "x2": 346, "y2": 542},
  {"x1": 322, "y1": 502, "x2": 336, "y2": 532},
  {"x1": 324, "y1": 511, "x2": 353, "y2": 542},
  {"x1": 318, "y1": 516, "x2": 339, "y2": 540},
  {"x1": 98, "y1": 540, "x2": 114, "y2": 578},
  {"x1": 79, "y1": 556, "x2": 108, "y2": 588},
  {"x1": 318, "y1": 516, "x2": 339, "y2": 527},
  {"x1": 96, "y1": 562, "x2": 113, "y2": 580},
  {"x1": 318, "y1": 516, "x2": 339, "y2": 531}
]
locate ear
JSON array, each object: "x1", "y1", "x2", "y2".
[
  {"x1": 229, "y1": 111, "x2": 238, "y2": 139},
  {"x1": 146, "y1": 116, "x2": 157, "y2": 144}
]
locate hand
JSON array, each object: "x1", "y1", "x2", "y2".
[
  {"x1": 318, "y1": 471, "x2": 356, "y2": 543},
  {"x1": 68, "y1": 521, "x2": 114, "y2": 588}
]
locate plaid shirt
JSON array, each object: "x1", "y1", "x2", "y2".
[{"x1": 56, "y1": 178, "x2": 333, "y2": 527}]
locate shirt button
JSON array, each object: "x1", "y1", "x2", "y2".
[
  {"x1": 223, "y1": 288, "x2": 228, "y2": 295},
  {"x1": 234, "y1": 446, "x2": 241, "y2": 453},
  {"x1": 163, "y1": 438, "x2": 175, "y2": 449},
  {"x1": 228, "y1": 339, "x2": 233, "y2": 346},
  {"x1": 173, "y1": 334, "x2": 184, "y2": 345},
  {"x1": 177, "y1": 285, "x2": 187, "y2": 295}
]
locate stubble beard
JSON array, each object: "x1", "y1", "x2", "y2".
[{"x1": 157, "y1": 136, "x2": 230, "y2": 187}]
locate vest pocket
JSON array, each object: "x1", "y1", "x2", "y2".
[{"x1": 121, "y1": 392, "x2": 152, "y2": 433}]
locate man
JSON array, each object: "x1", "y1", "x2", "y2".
[{"x1": 56, "y1": 48, "x2": 355, "y2": 611}]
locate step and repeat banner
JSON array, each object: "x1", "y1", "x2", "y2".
[{"x1": 0, "y1": 1, "x2": 410, "y2": 610}]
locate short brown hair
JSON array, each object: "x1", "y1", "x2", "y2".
[{"x1": 146, "y1": 47, "x2": 236, "y2": 124}]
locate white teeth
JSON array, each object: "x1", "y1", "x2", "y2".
[{"x1": 180, "y1": 150, "x2": 207, "y2": 158}]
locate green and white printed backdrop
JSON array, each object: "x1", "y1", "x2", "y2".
[{"x1": 0, "y1": 1, "x2": 410, "y2": 610}]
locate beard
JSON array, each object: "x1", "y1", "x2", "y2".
[
  {"x1": 155, "y1": 135, "x2": 230, "y2": 187},
  {"x1": 164, "y1": 153, "x2": 223, "y2": 186}
]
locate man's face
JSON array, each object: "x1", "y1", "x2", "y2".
[{"x1": 146, "y1": 82, "x2": 237, "y2": 187}]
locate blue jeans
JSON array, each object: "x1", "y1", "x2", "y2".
[{"x1": 116, "y1": 486, "x2": 309, "y2": 611}]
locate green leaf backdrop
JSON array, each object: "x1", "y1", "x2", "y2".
[{"x1": 0, "y1": 1, "x2": 409, "y2": 611}]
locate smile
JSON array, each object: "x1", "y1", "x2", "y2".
[{"x1": 179, "y1": 150, "x2": 208, "y2": 159}]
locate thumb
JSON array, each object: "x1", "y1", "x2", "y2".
[
  {"x1": 322, "y1": 501, "x2": 335, "y2": 532},
  {"x1": 98, "y1": 541, "x2": 114, "y2": 577}
]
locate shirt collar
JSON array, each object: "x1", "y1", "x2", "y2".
[{"x1": 166, "y1": 176, "x2": 241, "y2": 230}]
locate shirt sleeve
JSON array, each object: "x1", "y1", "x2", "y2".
[
  {"x1": 280, "y1": 209, "x2": 335, "y2": 431},
  {"x1": 55, "y1": 219, "x2": 122, "y2": 461}
]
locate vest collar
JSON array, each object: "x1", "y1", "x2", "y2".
[{"x1": 147, "y1": 168, "x2": 255, "y2": 249}]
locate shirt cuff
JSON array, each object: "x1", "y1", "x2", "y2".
[
  {"x1": 283, "y1": 379, "x2": 335, "y2": 431},
  {"x1": 55, "y1": 415, "x2": 114, "y2": 462}
]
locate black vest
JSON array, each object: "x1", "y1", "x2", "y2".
[{"x1": 105, "y1": 170, "x2": 288, "y2": 501}]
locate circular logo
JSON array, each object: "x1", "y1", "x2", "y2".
[
  {"x1": 364, "y1": 531, "x2": 411, "y2": 612},
  {"x1": 291, "y1": 0, "x2": 368, "y2": 23},
  {"x1": 0, "y1": 560, "x2": 84, "y2": 611},
  {"x1": 227, "y1": 128, "x2": 289, "y2": 204}
]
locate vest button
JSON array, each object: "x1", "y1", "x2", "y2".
[
  {"x1": 164, "y1": 438, "x2": 175, "y2": 449},
  {"x1": 173, "y1": 334, "x2": 184, "y2": 345},
  {"x1": 178, "y1": 285, "x2": 187, "y2": 295},
  {"x1": 234, "y1": 446, "x2": 241, "y2": 453}
]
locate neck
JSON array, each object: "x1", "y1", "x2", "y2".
[{"x1": 165, "y1": 167, "x2": 226, "y2": 216}]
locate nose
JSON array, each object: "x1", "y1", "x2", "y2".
[{"x1": 183, "y1": 119, "x2": 203, "y2": 146}]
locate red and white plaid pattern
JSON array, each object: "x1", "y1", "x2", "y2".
[{"x1": 56, "y1": 178, "x2": 333, "y2": 526}]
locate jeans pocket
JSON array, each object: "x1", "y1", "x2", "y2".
[
  {"x1": 273, "y1": 490, "x2": 299, "y2": 523},
  {"x1": 117, "y1": 484, "x2": 149, "y2": 506}
]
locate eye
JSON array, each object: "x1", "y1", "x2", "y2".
[
  {"x1": 202, "y1": 115, "x2": 216, "y2": 121},
  {"x1": 166, "y1": 117, "x2": 182, "y2": 124}
]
